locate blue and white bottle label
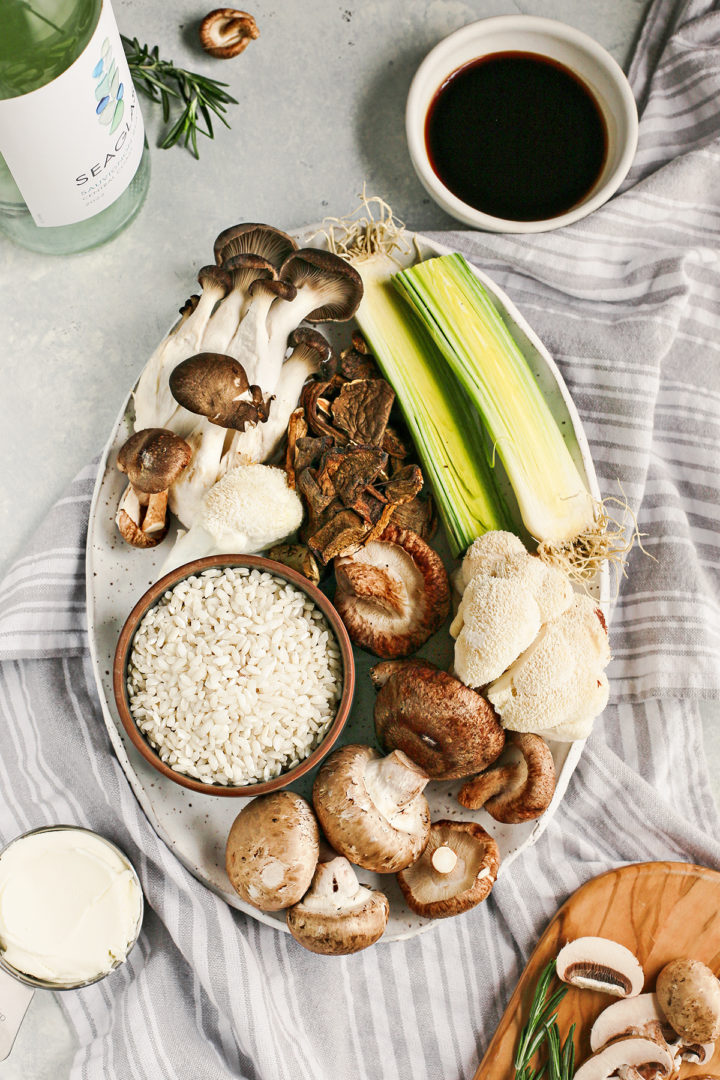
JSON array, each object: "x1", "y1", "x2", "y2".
[{"x1": 0, "y1": 0, "x2": 145, "y2": 227}]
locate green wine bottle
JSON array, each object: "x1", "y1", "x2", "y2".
[{"x1": 0, "y1": 0, "x2": 150, "y2": 254}]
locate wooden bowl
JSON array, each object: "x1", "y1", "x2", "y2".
[{"x1": 113, "y1": 555, "x2": 355, "y2": 798}]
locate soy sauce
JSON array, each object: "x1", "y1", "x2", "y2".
[{"x1": 425, "y1": 52, "x2": 607, "y2": 222}]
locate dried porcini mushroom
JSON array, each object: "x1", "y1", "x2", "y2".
[
  {"x1": 225, "y1": 792, "x2": 319, "y2": 911},
  {"x1": 390, "y1": 493, "x2": 437, "y2": 540},
  {"x1": 331, "y1": 379, "x2": 395, "y2": 445},
  {"x1": 317, "y1": 446, "x2": 388, "y2": 506},
  {"x1": 309, "y1": 507, "x2": 370, "y2": 562},
  {"x1": 265, "y1": 543, "x2": 321, "y2": 586},
  {"x1": 556, "y1": 937, "x2": 645, "y2": 998},
  {"x1": 573, "y1": 1036, "x2": 674, "y2": 1080},
  {"x1": 656, "y1": 959, "x2": 720, "y2": 1044},
  {"x1": 333, "y1": 524, "x2": 450, "y2": 658},
  {"x1": 371, "y1": 659, "x2": 505, "y2": 780},
  {"x1": 396, "y1": 821, "x2": 500, "y2": 919},
  {"x1": 286, "y1": 857, "x2": 389, "y2": 955},
  {"x1": 200, "y1": 9, "x2": 259, "y2": 59},
  {"x1": 458, "y1": 732, "x2": 556, "y2": 822},
  {"x1": 116, "y1": 428, "x2": 191, "y2": 547},
  {"x1": 284, "y1": 408, "x2": 308, "y2": 489},
  {"x1": 380, "y1": 464, "x2": 423, "y2": 505},
  {"x1": 170, "y1": 353, "x2": 269, "y2": 431},
  {"x1": 339, "y1": 344, "x2": 380, "y2": 381},
  {"x1": 313, "y1": 745, "x2": 431, "y2": 874}
]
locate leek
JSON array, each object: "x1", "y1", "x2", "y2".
[
  {"x1": 393, "y1": 254, "x2": 595, "y2": 548},
  {"x1": 352, "y1": 254, "x2": 511, "y2": 556}
]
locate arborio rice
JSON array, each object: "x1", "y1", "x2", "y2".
[{"x1": 127, "y1": 567, "x2": 342, "y2": 786}]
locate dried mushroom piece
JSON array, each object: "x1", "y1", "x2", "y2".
[
  {"x1": 308, "y1": 508, "x2": 370, "y2": 563},
  {"x1": 390, "y1": 493, "x2": 437, "y2": 540},
  {"x1": 265, "y1": 543, "x2": 320, "y2": 586},
  {"x1": 284, "y1": 408, "x2": 307, "y2": 490},
  {"x1": 339, "y1": 345, "x2": 380, "y2": 381},
  {"x1": 333, "y1": 525, "x2": 450, "y2": 658},
  {"x1": 301, "y1": 380, "x2": 346, "y2": 441},
  {"x1": 317, "y1": 446, "x2": 388, "y2": 507},
  {"x1": 380, "y1": 464, "x2": 424, "y2": 505},
  {"x1": 294, "y1": 435, "x2": 334, "y2": 473},
  {"x1": 331, "y1": 379, "x2": 395, "y2": 445},
  {"x1": 200, "y1": 9, "x2": 259, "y2": 58}
]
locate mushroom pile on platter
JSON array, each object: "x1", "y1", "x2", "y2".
[{"x1": 551, "y1": 936, "x2": 720, "y2": 1078}]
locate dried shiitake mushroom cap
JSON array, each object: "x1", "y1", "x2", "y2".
[
  {"x1": 458, "y1": 731, "x2": 555, "y2": 823},
  {"x1": 371, "y1": 659, "x2": 505, "y2": 780},
  {"x1": 226, "y1": 792, "x2": 319, "y2": 911},
  {"x1": 286, "y1": 857, "x2": 389, "y2": 955},
  {"x1": 656, "y1": 959, "x2": 720, "y2": 1044},
  {"x1": 200, "y1": 9, "x2": 259, "y2": 58},
  {"x1": 334, "y1": 525, "x2": 450, "y2": 658},
  {"x1": 556, "y1": 937, "x2": 644, "y2": 998},
  {"x1": 313, "y1": 744, "x2": 431, "y2": 873},
  {"x1": 396, "y1": 821, "x2": 499, "y2": 919}
]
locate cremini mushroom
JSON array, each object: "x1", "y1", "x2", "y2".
[
  {"x1": 225, "y1": 792, "x2": 319, "y2": 911},
  {"x1": 573, "y1": 1036, "x2": 674, "y2": 1080},
  {"x1": 396, "y1": 821, "x2": 500, "y2": 919},
  {"x1": 313, "y1": 745, "x2": 430, "y2": 873},
  {"x1": 200, "y1": 9, "x2": 259, "y2": 58},
  {"x1": 116, "y1": 428, "x2": 192, "y2": 547},
  {"x1": 371, "y1": 659, "x2": 505, "y2": 780},
  {"x1": 656, "y1": 959, "x2": 720, "y2": 1043},
  {"x1": 457, "y1": 732, "x2": 556, "y2": 823},
  {"x1": 333, "y1": 525, "x2": 450, "y2": 658},
  {"x1": 286, "y1": 857, "x2": 389, "y2": 955},
  {"x1": 556, "y1": 937, "x2": 644, "y2": 998},
  {"x1": 214, "y1": 222, "x2": 297, "y2": 268},
  {"x1": 590, "y1": 992, "x2": 716, "y2": 1067}
]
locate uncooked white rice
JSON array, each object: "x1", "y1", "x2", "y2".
[{"x1": 127, "y1": 567, "x2": 342, "y2": 786}]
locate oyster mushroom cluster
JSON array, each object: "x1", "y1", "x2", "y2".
[
  {"x1": 553, "y1": 936, "x2": 720, "y2": 1077},
  {"x1": 452, "y1": 531, "x2": 611, "y2": 742},
  {"x1": 225, "y1": 744, "x2": 503, "y2": 954},
  {"x1": 117, "y1": 223, "x2": 364, "y2": 551}
]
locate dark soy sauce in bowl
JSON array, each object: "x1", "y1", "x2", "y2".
[{"x1": 425, "y1": 52, "x2": 608, "y2": 222}]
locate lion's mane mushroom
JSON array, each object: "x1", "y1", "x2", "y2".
[
  {"x1": 371, "y1": 659, "x2": 505, "y2": 780},
  {"x1": 116, "y1": 428, "x2": 192, "y2": 547},
  {"x1": 286, "y1": 857, "x2": 389, "y2": 955},
  {"x1": 313, "y1": 745, "x2": 431, "y2": 873},
  {"x1": 656, "y1": 959, "x2": 720, "y2": 1044},
  {"x1": 396, "y1": 821, "x2": 500, "y2": 919},
  {"x1": 457, "y1": 732, "x2": 556, "y2": 823},
  {"x1": 556, "y1": 937, "x2": 645, "y2": 998},
  {"x1": 573, "y1": 1036, "x2": 674, "y2": 1080},
  {"x1": 225, "y1": 792, "x2": 319, "y2": 911},
  {"x1": 200, "y1": 9, "x2": 259, "y2": 58},
  {"x1": 333, "y1": 525, "x2": 450, "y2": 658}
]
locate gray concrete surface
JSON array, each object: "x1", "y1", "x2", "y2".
[{"x1": 1, "y1": 2, "x2": 718, "y2": 1077}]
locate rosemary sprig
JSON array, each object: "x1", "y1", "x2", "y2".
[
  {"x1": 121, "y1": 36, "x2": 238, "y2": 159},
  {"x1": 514, "y1": 960, "x2": 575, "y2": 1080}
]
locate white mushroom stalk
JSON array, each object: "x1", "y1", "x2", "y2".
[
  {"x1": 200, "y1": 254, "x2": 277, "y2": 354},
  {"x1": 133, "y1": 265, "x2": 231, "y2": 431}
]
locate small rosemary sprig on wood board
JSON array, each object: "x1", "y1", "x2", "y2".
[
  {"x1": 514, "y1": 960, "x2": 576, "y2": 1080},
  {"x1": 121, "y1": 36, "x2": 238, "y2": 159}
]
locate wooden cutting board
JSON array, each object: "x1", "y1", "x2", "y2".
[{"x1": 475, "y1": 861, "x2": 720, "y2": 1078}]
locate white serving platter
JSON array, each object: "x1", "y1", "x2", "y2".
[{"x1": 86, "y1": 228, "x2": 609, "y2": 942}]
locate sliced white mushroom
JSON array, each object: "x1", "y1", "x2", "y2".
[
  {"x1": 573, "y1": 1036, "x2": 674, "y2": 1080},
  {"x1": 556, "y1": 937, "x2": 644, "y2": 998},
  {"x1": 591, "y1": 993, "x2": 670, "y2": 1051}
]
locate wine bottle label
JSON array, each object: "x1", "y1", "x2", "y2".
[{"x1": 0, "y1": 0, "x2": 145, "y2": 228}]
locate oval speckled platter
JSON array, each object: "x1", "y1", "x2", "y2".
[{"x1": 86, "y1": 228, "x2": 609, "y2": 942}]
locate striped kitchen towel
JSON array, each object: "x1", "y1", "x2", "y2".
[{"x1": 0, "y1": 0, "x2": 719, "y2": 1077}]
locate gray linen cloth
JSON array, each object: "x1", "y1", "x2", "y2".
[{"x1": 1, "y1": 0, "x2": 720, "y2": 1075}]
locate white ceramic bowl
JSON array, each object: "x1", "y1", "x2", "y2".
[{"x1": 406, "y1": 16, "x2": 638, "y2": 233}]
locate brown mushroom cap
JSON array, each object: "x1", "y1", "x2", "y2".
[
  {"x1": 396, "y1": 821, "x2": 499, "y2": 919},
  {"x1": 225, "y1": 792, "x2": 319, "y2": 911},
  {"x1": 214, "y1": 223, "x2": 297, "y2": 268},
  {"x1": 117, "y1": 428, "x2": 192, "y2": 495},
  {"x1": 169, "y1": 353, "x2": 267, "y2": 431},
  {"x1": 313, "y1": 745, "x2": 431, "y2": 873},
  {"x1": 223, "y1": 253, "x2": 277, "y2": 291},
  {"x1": 199, "y1": 9, "x2": 259, "y2": 59},
  {"x1": 333, "y1": 525, "x2": 450, "y2": 658},
  {"x1": 197, "y1": 264, "x2": 233, "y2": 296},
  {"x1": 371, "y1": 659, "x2": 505, "y2": 780},
  {"x1": 656, "y1": 959, "x2": 720, "y2": 1043},
  {"x1": 289, "y1": 326, "x2": 334, "y2": 369},
  {"x1": 279, "y1": 248, "x2": 363, "y2": 322},
  {"x1": 286, "y1": 857, "x2": 389, "y2": 955},
  {"x1": 458, "y1": 731, "x2": 556, "y2": 822}
]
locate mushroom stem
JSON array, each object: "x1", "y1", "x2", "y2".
[
  {"x1": 431, "y1": 847, "x2": 458, "y2": 875},
  {"x1": 364, "y1": 750, "x2": 429, "y2": 813},
  {"x1": 302, "y1": 858, "x2": 361, "y2": 906},
  {"x1": 142, "y1": 490, "x2": 169, "y2": 535}
]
